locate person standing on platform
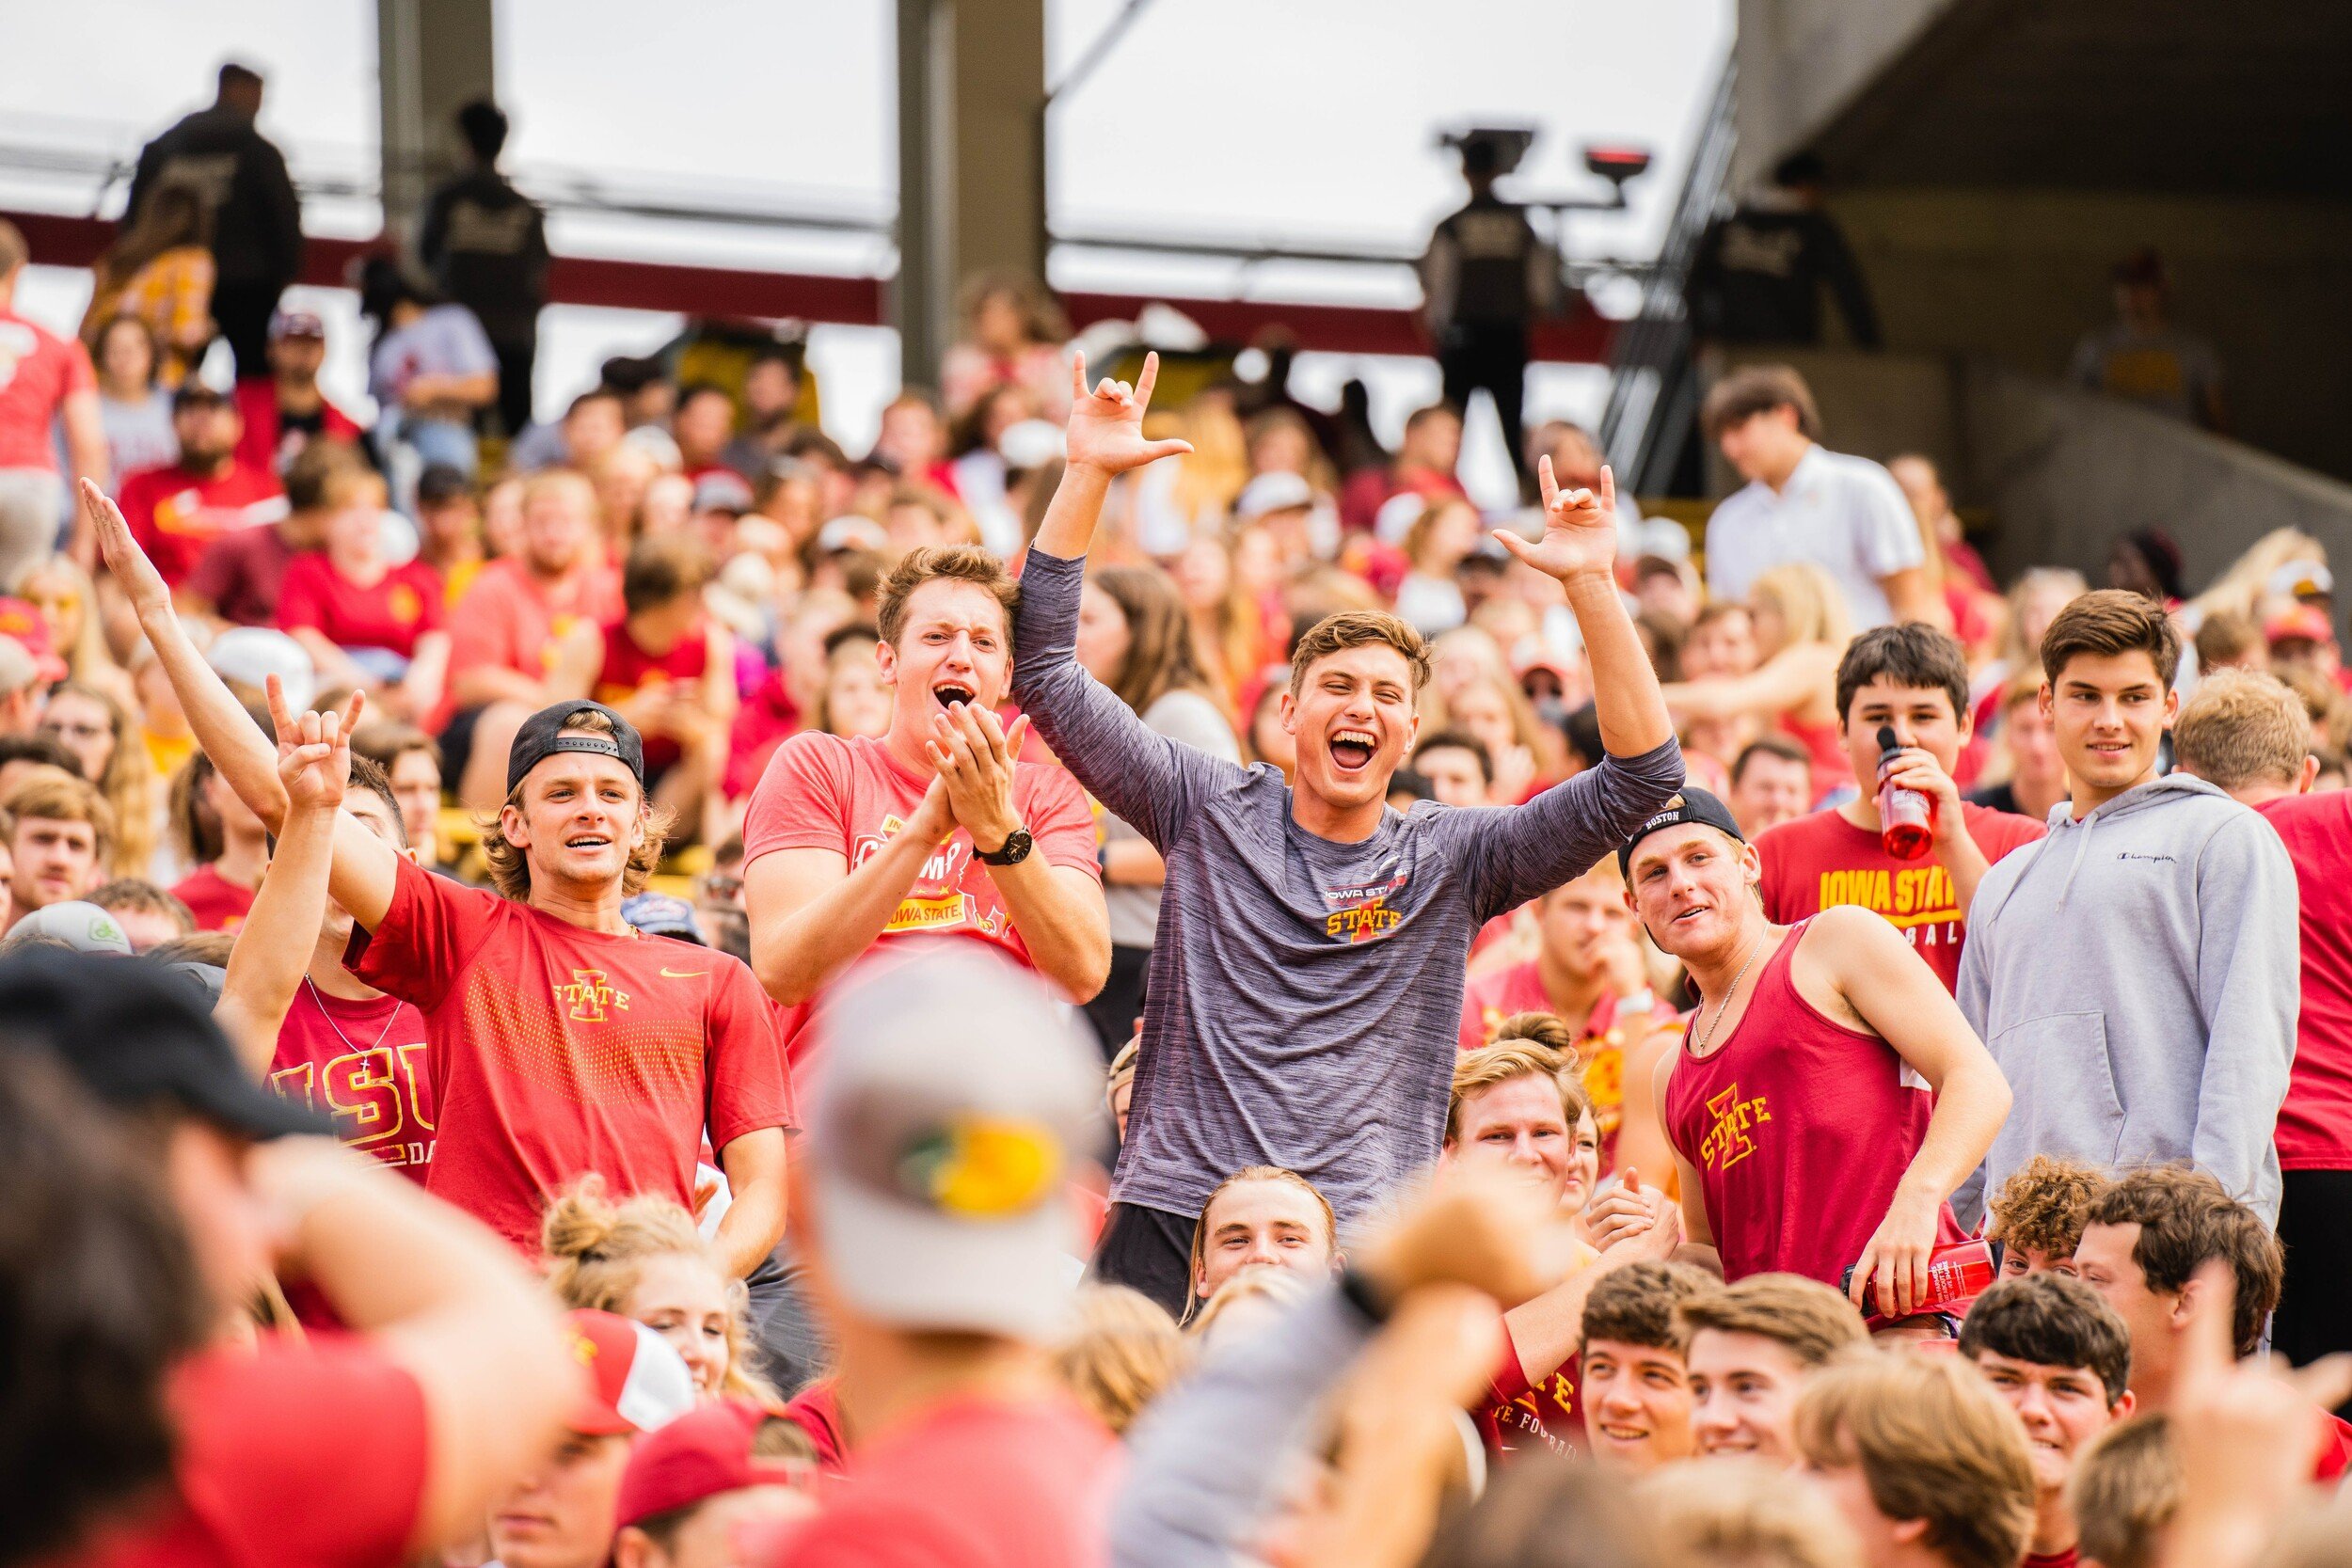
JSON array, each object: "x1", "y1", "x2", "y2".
[{"x1": 1420, "y1": 131, "x2": 1556, "y2": 492}]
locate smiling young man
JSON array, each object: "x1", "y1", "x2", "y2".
[
  {"x1": 1622, "y1": 788, "x2": 2010, "y2": 1314},
  {"x1": 1678, "y1": 1273, "x2": 1867, "y2": 1464},
  {"x1": 1755, "y1": 625, "x2": 2043, "y2": 994},
  {"x1": 1577, "y1": 1259, "x2": 1715, "y2": 1472},
  {"x1": 1958, "y1": 1272, "x2": 2137, "y2": 1568},
  {"x1": 1957, "y1": 591, "x2": 2298, "y2": 1227},
  {"x1": 85, "y1": 479, "x2": 794, "y2": 1279},
  {"x1": 1012, "y1": 354, "x2": 1680, "y2": 1315},
  {"x1": 742, "y1": 545, "x2": 1107, "y2": 1031}
]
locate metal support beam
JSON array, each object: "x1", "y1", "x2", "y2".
[
  {"x1": 894, "y1": 0, "x2": 1047, "y2": 386},
  {"x1": 376, "y1": 0, "x2": 497, "y2": 248}
]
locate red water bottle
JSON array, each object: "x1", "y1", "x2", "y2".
[
  {"x1": 1841, "y1": 1238, "x2": 1996, "y2": 1321},
  {"x1": 1875, "y1": 724, "x2": 1934, "y2": 861}
]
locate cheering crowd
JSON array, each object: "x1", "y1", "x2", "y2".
[{"x1": 3, "y1": 64, "x2": 2352, "y2": 1568}]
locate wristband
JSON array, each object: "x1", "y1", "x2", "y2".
[{"x1": 1337, "y1": 1265, "x2": 1394, "y2": 1326}]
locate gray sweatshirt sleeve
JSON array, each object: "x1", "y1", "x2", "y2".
[
  {"x1": 2190, "y1": 812, "x2": 2300, "y2": 1223},
  {"x1": 1011, "y1": 548, "x2": 1247, "y2": 850},
  {"x1": 1109, "y1": 1287, "x2": 1375, "y2": 1568},
  {"x1": 1457, "y1": 739, "x2": 1686, "y2": 920},
  {"x1": 1952, "y1": 921, "x2": 1998, "y2": 1231}
]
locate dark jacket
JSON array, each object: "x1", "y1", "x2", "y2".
[
  {"x1": 127, "y1": 106, "x2": 303, "y2": 288},
  {"x1": 418, "y1": 167, "x2": 549, "y2": 345},
  {"x1": 1687, "y1": 205, "x2": 1880, "y2": 347}
]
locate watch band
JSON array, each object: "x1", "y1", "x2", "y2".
[{"x1": 976, "y1": 826, "x2": 1035, "y2": 866}]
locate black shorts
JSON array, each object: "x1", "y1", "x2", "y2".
[
  {"x1": 2276, "y1": 1168, "x2": 2352, "y2": 1383},
  {"x1": 1090, "y1": 1201, "x2": 1197, "y2": 1322}
]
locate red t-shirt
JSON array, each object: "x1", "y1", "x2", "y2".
[
  {"x1": 66, "y1": 1336, "x2": 428, "y2": 1568},
  {"x1": 278, "y1": 555, "x2": 445, "y2": 660},
  {"x1": 762, "y1": 1394, "x2": 1120, "y2": 1568},
  {"x1": 2256, "y1": 794, "x2": 2352, "y2": 1171},
  {"x1": 1662, "y1": 921, "x2": 1967, "y2": 1286},
  {"x1": 269, "y1": 985, "x2": 435, "y2": 1181},
  {"x1": 594, "y1": 618, "x2": 709, "y2": 772},
  {"x1": 2022, "y1": 1550, "x2": 2078, "y2": 1568},
  {"x1": 232, "y1": 377, "x2": 364, "y2": 473},
  {"x1": 439, "y1": 558, "x2": 622, "y2": 727},
  {"x1": 1472, "y1": 1327, "x2": 1581, "y2": 1460},
  {"x1": 115, "y1": 460, "x2": 288, "y2": 588},
  {"x1": 1755, "y1": 802, "x2": 2044, "y2": 994},
  {"x1": 742, "y1": 731, "x2": 1100, "y2": 1063},
  {"x1": 1457, "y1": 965, "x2": 1681, "y2": 1175},
  {"x1": 184, "y1": 523, "x2": 302, "y2": 626},
  {"x1": 169, "y1": 864, "x2": 256, "y2": 933},
  {"x1": 344, "y1": 856, "x2": 795, "y2": 1252},
  {"x1": 0, "y1": 309, "x2": 95, "y2": 470}
]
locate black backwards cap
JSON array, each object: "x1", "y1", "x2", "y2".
[
  {"x1": 506, "y1": 699, "x2": 647, "y2": 796},
  {"x1": 0, "y1": 946, "x2": 330, "y2": 1138},
  {"x1": 1616, "y1": 786, "x2": 1746, "y2": 878}
]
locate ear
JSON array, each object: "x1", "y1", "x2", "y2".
[
  {"x1": 500, "y1": 800, "x2": 529, "y2": 851},
  {"x1": 1403, "y1": 709, "x2": 1421, "y2": 752},
  {"x1": 2162, "y1": 686, "x2": 2182, "y2": 726},
  {"x1": 1889, "y1": 1519, "x2": 1931, "y2": 1548},
  {"x1": 2112, "y1": 1388, "x2": 2137, "y2": 1418},
  {"x1": 2039, "y1": 683, "x2": 2055, "y2": 721},
  {"x1": 875, "y1": 638, "x2": 898, "y2": 689},
  {"x1": 2298, "y1": 754, "x2": 2320, "y2": 794},
  {"x1": 1954, "y1": 702, "x2": 1976, "y2": 744},
  {"x1": 1279, "y1": 688, "x2": 1298, "y2": 736}
]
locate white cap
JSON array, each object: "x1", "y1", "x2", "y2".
[
  {"x1": 208, "y1": 627, "x2": 315, "y2": 712},
  {"x1": 1235, "y1": 472, "x2": 1314, "y2": 522},
  {"x1": 817, "y1": 515, "x2": 888, "y2": 554},
  {"x1": 2267, "y1": 560, "x2": 2334, "y2": 601},
  {"x1": 4, "y1": 901, "x2": 135, "y2": 957},
  {"x1": 1375, "y1": 490, "x2": 1428, "y2": 546},
  {"x1": 997, "y1": 420, "x2": 1065, "y2": 472}
]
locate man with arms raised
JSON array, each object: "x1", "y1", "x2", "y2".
[
  {"x1": 744, "y1": 545, "x2": 1107, "y2": 1027},
  {"x1": 1622, "y1": 787, "x2": 2010, "y2": 1315},
  {"x1": 1013, "y1": 355, "x2": 1681, "y2": 1315},
  {"x1": 1957, "y1": 592, "x2": 2296, "y2": 1227},
  {"x1": 84, "y1": 479, "x2": 793, "y2": 1279}
]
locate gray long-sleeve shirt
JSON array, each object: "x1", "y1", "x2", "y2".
[{"x1": 1012, "y1": 548, "x2": 1683, "y2": 1225}]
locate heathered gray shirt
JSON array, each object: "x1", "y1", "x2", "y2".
[{"x1": 1013, "y1": 548, "x2": 1683, "y2": 1224}]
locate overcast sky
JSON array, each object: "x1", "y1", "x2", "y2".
[{"x1": 1, "y1": 0, "x2": 1729, "y2": 501}]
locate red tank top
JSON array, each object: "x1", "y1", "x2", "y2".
[
  {"x1": 594, "y1": 618, "x2": 710, "y2": 770},
  {"x1": 1663, "y1": 920, "x2": 1964, "y2": 1286}
]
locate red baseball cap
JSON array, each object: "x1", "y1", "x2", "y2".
[
  {"x1": 2265, "y1": 604, "x2": 2335, "y2": 646},
  {"x1": 614, "y1": 1399, "x2": 808, "y2": 1530},
  {"x1": 564, "y1": 1309, "x2": 697, "y2": 1437}
]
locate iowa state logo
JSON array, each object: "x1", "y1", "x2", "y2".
[
  {"x1": 555, "y1": 969, "x2": 631, "y2": 1022},
  {"x1": 1698, "y1": 1082, "x2": 1771, "y2": 1171},
  {"x1": 1319, "y1": 871, "x2": 1409, "y2": 944}
]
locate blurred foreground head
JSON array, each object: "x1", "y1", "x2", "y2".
[{"x1": 801, "y1": 950, "x2": 1105, "y2": 1343}]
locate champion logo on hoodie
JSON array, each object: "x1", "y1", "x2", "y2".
[{"x1": 2115, "y1": 851, "x2": 2177, "y2": 863}]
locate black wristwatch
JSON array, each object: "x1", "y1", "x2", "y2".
[{"x1": 976, "y1": 827, "x2": 1035, "y2": 866}]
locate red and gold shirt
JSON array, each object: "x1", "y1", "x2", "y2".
[
  {"x1": 269, "y1": 985, "x2": 435, "y2": 1180},
  {"x1": 345, "y1": 857, "x2": 794, "y2": 1253}
]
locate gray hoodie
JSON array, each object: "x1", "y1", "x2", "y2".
[{"x1": 1955, "y1": 774, "x2": 2298, "y2": 1227}]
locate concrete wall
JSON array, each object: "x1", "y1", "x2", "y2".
[
  {"x1": 1960, "y1": 364, "x2": 2352, "y2": 591},
  {"x1": 1827, "y1": 188, "x2": 2352, "y2": 484},
  {"x1": 1732, "y1": 0, "x2": 1958, "y2": 189}
]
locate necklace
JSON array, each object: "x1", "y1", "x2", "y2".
[
  {"x1": 303, "y1": 975, "x2": 401, "y2": 1056},
  {"x1": 1687, "y1": 932, "x2": 1768, "y2": 1059}
]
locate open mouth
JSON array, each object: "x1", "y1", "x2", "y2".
[
  {"x1": 565, "y1": 833, "x2": 613, "y2": 850},
  {"x1": 1596, "y1": 1423, "x2": 1651, "y2": 1443},
  {"x1": 932, "y1": 681, "x2": 976, "y2": 710},
  {"x1": 1671, "y1": 905, "x2": 1711, "y2": 926},
  {"x1": 1328, "y1": 726, "x2": 1376, "y2": 772}
]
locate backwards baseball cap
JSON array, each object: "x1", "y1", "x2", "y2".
[
  {"x1": 269, "y1": 309, "x2": 326, "y2": 341},
  {"x1": 171, "y1": 381, "x2": 233, "y2": 411},
  {"x1": 6, "y1": 901, "x2": 135, "y2": 957},
  {"x1": 0, "y1": 945, "x2": 330, "y2": 1137},
  {"x1": 691, "y1": 470, "x2": 755, "y2": 516},
  {"x1": 2266, "y1": 561, "x2": 2333, "y2": 602},
  {"x1": 1235, "y1": 471, "x2": 1314, "y2": 522},
  {"x1": 615, "y1": 1399, "x2": 807, "y2": 1530},
  {"x1": 564, "y1": 1309, "x2": 697, "y2": 1437},
  {"x1": 1616, "y1": 785, "x2": 1745, "y2": 878},
  {"x1": 2265, "y1": 604, "x2": 2335, "y2": 647},
  {"x1": 806, "y1": 950, "x2": 1104, "y2": 1342},
  {"x1": 621, "y1": 892, "x2": 705, "y2": 945},
  {"x1": 505, "y1": 699, "x2": 647, "y2": 797}
]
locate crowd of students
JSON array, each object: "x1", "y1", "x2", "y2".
[{"x1": 0, "y1": 71, "x2": 2350, "y2": 1568}]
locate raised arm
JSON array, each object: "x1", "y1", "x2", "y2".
[
  {"x1": 1013, "y1": 356, "x2": 1241, "y2": 843},
  {"x1": 215, "y1": 698, "x2": 354, "y2": 1072},
  {"x1": 82, "y1": 479, "x2": 401, "y2": 929},
  {"x1": 1807, "y1": 905, "x2": 2011, "y2": 1316},
  {"x1": 1659, "y1": 642, "x2": 1840, "y2": 723}
]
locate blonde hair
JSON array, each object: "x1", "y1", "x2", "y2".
[
  {"x1": 1673, "y1": 1274, "x2": 1867, "y2": 1368},
  {"x1": 1289, "y1": 610, "x2": 1432, "y2": 696},
  {"x1": 2185, "y1": 527, "x2": 2325, "y2": 626},
  {"x1": 1187, "y1": 1262, "x2": 1311, "y2": 1341},
  {"x1": 1185, "y1": 1166, "x2": 1336, "y2": 1322},
  {"x1": 1637, "y1": 1457, "x2": 1864, "y2": 1568},
  {"x1": 2172, "y1": 669, "x2": 2310, "y2": 790},
  {"x1": 542, "y1": 1176, "x2": 775, "y2": 1405},
  {"x1": 6, "y1": 772, "x2": 115, "y2": 862},
  {"x1": 1446, "y1": 1037, "x2": 1587, "y2": 1145},
  {"x1": 1106, "y1": 1036, "x2": 1139, "y2": 1114},
  {"x1": 1794, "y1": 1352, "x2": 2035, "y2": 1568},
  {"x1": 1750, "y1": 563, "x2": 1851, "y2": 652},
  {"x1": 478, "y1": 708, "x2": 671, "y2": 902},
  {"x1": 875, "y1": 544, "x2": 1019, "y2": 647},
  {"x1": 2067, "y1": 1413, "x2": 2177, "y2": 1568},
  {"x1": 42, "y1": 681, "x2": 155, "y2": 879},
  {"x1": 1050, "y1": 1284, "x2": 1190, "y2": 1434}
]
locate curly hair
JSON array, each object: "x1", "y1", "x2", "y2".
[
  {"x1": 1984, "y1": 1154, "x2": 2105, "y2": 1263},
  {"x1": 541, "y1": 1176, "x2": 774, "y2": 1405}
]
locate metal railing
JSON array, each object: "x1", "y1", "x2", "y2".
[{"x1": 1597, "y1": 55, "x2": 1737, "y2": 494}]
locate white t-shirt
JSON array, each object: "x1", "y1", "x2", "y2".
[{"x1": 1703, "y1": 444, "x2": 1923, "y2": 628}]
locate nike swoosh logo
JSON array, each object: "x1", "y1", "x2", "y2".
[{"x1": 660, "y1": 968, "x2": 707, "y2": 978}]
